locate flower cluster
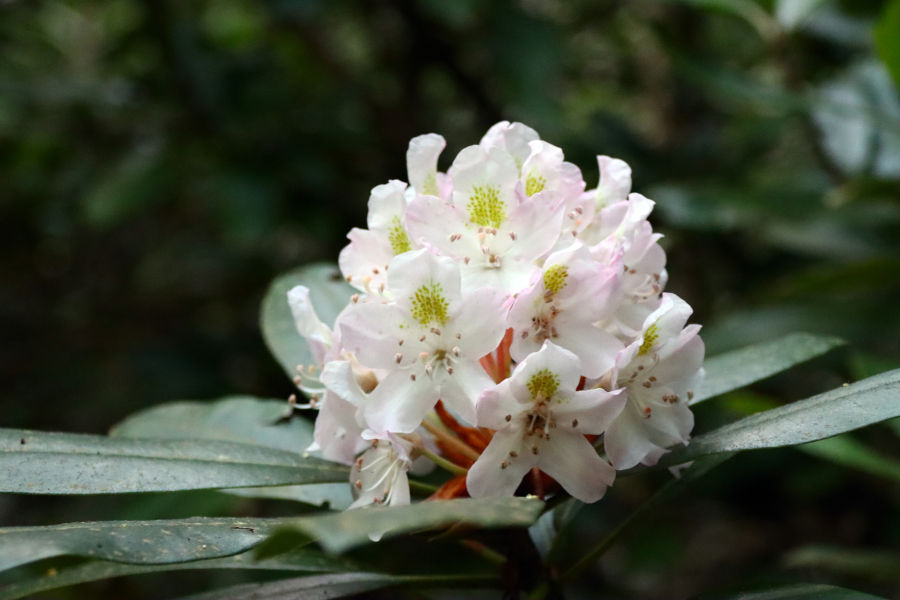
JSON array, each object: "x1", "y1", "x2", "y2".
[{"x1": 289, "y1": 122, "x2": 704, "y2": 508}]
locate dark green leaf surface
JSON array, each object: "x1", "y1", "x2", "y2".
[
  {"x1": 0, "y1": 548, "x2": 359, "y2": 600},
  {"x1": 664, "y1": 368, "x2": 900, "y2": 465},
  {"x1": 783, "y1": 545, "x2": 900, "y2": 585},
  {"x1": 260, "y1": 263, "x2": 353, "y2": 381},
  {"x1": 110, "y1": 396, "x2": 351, "y2": 507},
  {"x1": 0, "y1": 428, "x2": 347, "y2": 495},
  {"x1": 262, "y1": 496, "x2": 545, "y2": 554},
  {"x1": 703, "y1": 583, "x2": 886, "y2": 599},
  {"x1": 693, "y1": 333, "x2": 845, "y2": 405},
  {"x1": 797, "y1": 435, "x2": 900, "y2": 482},
  {"x1": 0, "y1": 517, "x2": 292, "y2": 573},
  {"x1": 110, "y1": 396, "x2": 308, "y2": 453},
  {"x1": 176, "y1": 572, "x2": 401, "y2": 600}
]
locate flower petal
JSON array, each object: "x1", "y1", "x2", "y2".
[{"x1": 538, "y1": 431, "x2": 616, "y2": 503}]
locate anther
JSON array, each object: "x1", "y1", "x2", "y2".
[
  {"x1": 505, "y1": 414, "x2": 512, "y2": 422},
  {"x1": 430, "y1": 327, "x2": 441, "y2": 335},
  {"x1": 571, "y1": 418, "x2": 578, "y2": 427},
  {"x1": 509, "y1": 232, "x2": 517, "y2": 240},
  {"x1": 395, "y1": 353, "x2": 403, "y2": 364},
  {"x1": 352, "y1": 294, "x2": 360, "y2": 303}
]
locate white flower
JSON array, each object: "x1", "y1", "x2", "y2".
[
  {"x1": 349, "y1": 433, "x2": 413, "y2": 508},
  {"x1": 604, "y1": 294, "x2": 705, "y2": 469},
  {"x1": 406, "y1": 145, "x2": 564, "y2": 294},
  {"x1": 508, "y1": 241, "x2": 623, "y2": 378},
  {"x1": 339, "y1": 180, "x2": 415, "y2": 295},
  {"x1": 338, "y1": 249, "x2": 507, "y2": 433},
  {"x1": 467, "y1": 342, "x2": 626, "y2": 503}
]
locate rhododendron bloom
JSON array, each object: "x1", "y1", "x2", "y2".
[{"x1": 286, "y1": 122, "x2": 704, "y2": 509}]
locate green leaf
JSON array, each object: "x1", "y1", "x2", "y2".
[
  {"x1": 797, "y1": 434, "x2": 900, "y2": 482},
  {"x1": 176, "y1": 573, "x2": 401, "y2": 600},
  {"x1": 260, "y1": 263, "x2": 353, "y2": 381},
  {"x1": 875, "y1": 0, "x2": 900, "y2": 90},
  {"x1": 0, "y1": 517, "x2": 294, "y2": 572},
  {"x1": 110, "y1": 396, "x2": 307, "y2": 453},
  {"x1": 693, "y1": 332, "x2": 845, "y2": 405},
  {"x1": 702, "y1": 583, "x2": 886, "y2": 600},
  {"x1": 110, "y1": 396, "x2": 352, "y2": 508},
  {"x1": 0, "y1": 548, "x2": 359, "y2": 600},
  {"x1": 663, "y1": 368, "x2": 900, "y2": 466},
  {"x1": 0, "y1": 428, "x2": 347, "y2": 495},
  {"x1": 783, "y1": 545, "x2": 900, "y2": 585},
  {"x1": 175, "y1": 572, "x2": 495, "y2": 600},
  {"x1": 259, "y1": 496, "x2": 545, "y2": 555}
]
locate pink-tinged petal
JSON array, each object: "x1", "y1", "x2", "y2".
[
  {"x1": 552, "y1": 318, "x2": 623, "y2": 378},
  {"x1": 645, "y1": 294, "x2": 693, "y2": 345},
  {"x1": 475, "y1": 381, "x2": 527, "y2": 429},
  {"x1": 504, "y1": 197, "x2": 564, "y2": 263},
  {"x1": 338, "y1": 228, "x2": 394, "y2": 292},
  {"x1": 320, "y1": 360, "x2": 366, "y2": 406},
  {"x1": 363, "y1": 369, "x2": 436, "y2": 433},
  {"x1": 537, "y1": 431, "x2": 616, "y2": 503},
  {"x1": 480, "y1": 121, "x2": 540, "y2": 167},
  {"x1": 437, "y1": 373, "x2": 479, "y2": 426},
  {"x1": 386, "y1": 249, "x2": 462, "y2": 315},
  {"x1": 452, "y1": 287, "x2": 508, "y2": 358},
  {"x1": 508, "y1": 342, "x2": 583, "y2": 401},
  {"x1": 653, "y1": 327, "x2": 705, "y2": 380},
  {"x1": 643, "y1": 394, "x2": 694, "y2": 445},
  {"x1": 405, "y1": 195, "x2": 477, "y2": 258},
  {"x1": 466, "y1": 428, "x2": 533, "y2": 498},
  {"x1": 287, "y1": 286, "x2": 333, "y2": 364},
  {"x1": 311, "y1": 391, "x2": 365, "y2": 465},
  {"x1": 553, "y1": 387, "x2": 626, "y2": 434},
  {"x1": 595, "y1": 156, "x2": 632, "y2": 208},
  {"x1": 604, "y1": 402, "x2": 665, "y2": 470},
  {"x1": 366, "y1": 180, "x2": 409, "y2": 231},
  {"x1": 449, "y1": 145, "x2": 519, "y2": 210},
  {"x1": 406, "y1": 134, "x2": 445, "y2": 197},
  {"x1": 338, "y1": 302, "x2": 410, "y2": 369}
]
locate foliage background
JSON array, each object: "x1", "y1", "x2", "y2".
[{"x1": 1, "y1": 0, "x2": 898, "y2": 598}]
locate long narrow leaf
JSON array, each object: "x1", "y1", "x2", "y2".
[
  {"x1": 0, "y1": 428, "x2": 347, "y2": 495},
  {"x1": 175, "y1": 572, "x2": 495, "y2": 600},
  {"x1": 0, "y1": 517, "x2": 293, "y2": 572},
  {"x1": 797, "y1": 435, "x2": 900, "y2": 482},
  {"x1": 259, "y1": 496, "x2": 544, "y2": 555},
  {"x1": 0, "y1": 548, "x2": 359, "y2": 600},
  {"x1": 110, "y1": 396, "x2": 351, "y2": 507},
  {"x1": 110, "y1": 396, "x2": 309, "y2": 453},
  {"x1": 693, "y1": 332, "x2": 845, "y2": 404},
  {"x1": 664, "y1": 368, "x2": 900, "y2": 465},
  {"x1": 702, "y1": 583, "x2": 885, "y2": 600}
]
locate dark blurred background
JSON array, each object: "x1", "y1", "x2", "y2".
[{"x1": 1, "y1": 0, "x2": 898, "y2": 598}]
